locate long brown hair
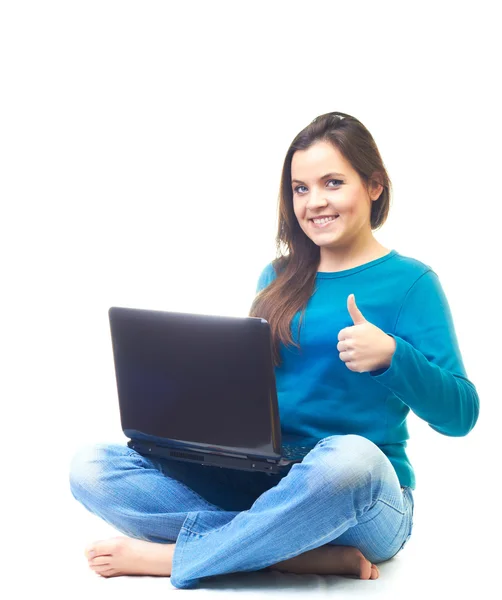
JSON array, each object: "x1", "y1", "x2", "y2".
[{"x1": 249, "y1": 111, "x2": 393, "y2": 367}]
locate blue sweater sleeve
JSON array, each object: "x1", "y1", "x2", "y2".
[
  {"x1": 255, "y1": 263, "x2": 277, "y2": 294},
  {"x1": 370, "y1": 270, "x2": 479, "y2": 436}
]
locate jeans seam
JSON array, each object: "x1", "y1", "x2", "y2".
[
  {"x1": 172, "y1": 522, "x2": 190, "y2": 585},
  {"x1": 357, "y1": 500, "x2": 386, "y2": 525},
  {"x1": 183, "y1": 518, "x2": 233, "y2": 537},
  {"x1": 376, "y1": 497, "x2": 406, "y2": 516}
]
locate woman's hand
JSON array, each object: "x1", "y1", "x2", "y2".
[{"x1": 337, "y1": 294, "x2": 396, "y2": 373}]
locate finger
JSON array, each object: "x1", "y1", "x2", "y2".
[
  {"x1": 338, "y1": 327, "x2": 353, "y2": 342},
  {"x1": 344, "y1": 361, "x2": 359, "y2": 372},
  {"x1": 337, "y1": 340, "x2": 349, "y2": 352},
  {"x1": 339, "y1": 350, "x2": 353, "y2": 363},
  {"x1": 347, "y1": 294, "x2": 366, "y2": 325}
]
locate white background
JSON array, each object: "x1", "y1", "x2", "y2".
[{"x1": 1, "y1": 1, "x2": 500, "y2": 596}]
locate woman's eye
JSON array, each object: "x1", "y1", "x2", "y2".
[{"x1": 293, "y1": 180, "x2": 342, "y2": 194}]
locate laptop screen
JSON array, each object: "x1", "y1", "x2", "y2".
[{"x1": 109, "y1": 307, "x2": 281, "y2": 456}]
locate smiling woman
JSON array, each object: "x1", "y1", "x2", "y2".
[
  {"x1": 250, "y1": 112, "x2": 393, "y2": 366},
  {"x1": 69, "y1": 111, "x2": 479, "y2": 590}
]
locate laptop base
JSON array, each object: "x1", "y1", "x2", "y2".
[{"x1": 128, "y1": 440, "x2": 295, "y2": 474}]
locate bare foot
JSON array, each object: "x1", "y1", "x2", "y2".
[
  {"x1": 268, "y1": 545, "x2": 380, "y2": 580},
  {"x1": 85, "y1": 536, "x2": 175, "y2": 578},
  {"x1": 84, "y1": 537, "x2": 379, "y2": 581}
]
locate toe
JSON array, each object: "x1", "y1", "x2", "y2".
[
  {"x1": 98, "y1": 568, "x2": 119, "y2": 578},
  {"x1": 89, "y1": 556, "x2": 111, "y2": 567},
  {"x1": 85, "y1": 540, "x2": 110, "y2": 559},
  {"x1": 89, "y1": 537, "x2": 125, "y2": 558},
  {"x1": 370, "y1": 564, "x2": 380, "y2": 579},
  {"x1": 93, "y1": 565, "x2": 114, "y2": 577},
  {"x1": 358, "y1": 556, "x2": 372, "y2": 580}
]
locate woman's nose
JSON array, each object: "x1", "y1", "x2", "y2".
[{"x1": 306, "y1": 190, "x2": 328, "y2": 209}]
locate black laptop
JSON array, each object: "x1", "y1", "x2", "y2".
[{"x1": 108, "y1": 306, "x2": 317, "y2": 474}]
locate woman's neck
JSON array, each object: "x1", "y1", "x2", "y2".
[{"x1": 317, "y1": 239, "x2": 390, "y2": 273}]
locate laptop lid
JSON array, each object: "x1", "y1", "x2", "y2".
[{"x1": 108, "y1": 306, "x2": 283, "y2": 459}]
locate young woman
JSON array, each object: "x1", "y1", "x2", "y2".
[{"x1": 69, "y1": 111, "x2": 479, "y2": 589}]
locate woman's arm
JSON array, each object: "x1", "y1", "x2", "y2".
[
  {"x1": 255, "y1": 262, "x2": 277, "y2": 294},
  {"x1": 370, "y1": 269, "x2": 479, "y2": 436}
]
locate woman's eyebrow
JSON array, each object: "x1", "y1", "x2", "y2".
[{"x1": 291, "y1": 172, "x2": 345, "y2": 184}]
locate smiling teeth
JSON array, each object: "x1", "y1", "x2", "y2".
[{"x1": 313, "y1": 216, "x2": 337, "y2": 224}]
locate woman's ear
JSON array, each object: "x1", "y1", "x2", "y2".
[{"x1": 369, "y1": 172, "x2": 384, "y2": 201}]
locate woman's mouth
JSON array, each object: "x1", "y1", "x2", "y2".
[{"x1": 310, "y1": 215, "x2": 339, "y2": 228}]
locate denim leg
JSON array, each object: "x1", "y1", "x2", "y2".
[
  {"x1": 68, "y1": 443, "x2": 253, "y2": 543},
  {"x1": 327, "y1": 485, "x2": 415, "y2": 560},
  {"x1": 170, "y1": 434, "x2": 414, "y2": 589}
]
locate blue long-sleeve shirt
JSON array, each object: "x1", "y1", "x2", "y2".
[{"x1": 255, "y1": 249, "x2": 479, "y2": 489}]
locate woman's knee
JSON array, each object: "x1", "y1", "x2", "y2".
[
  {"x1": 309, "y1": 434, "x2": 389, "y2": 486},
  {"x1": 321, "y1": 433, "x2": 384, "y2": 455},
  {"x1": 69, "y1": 443, "x2": 129, "y2": 498}
]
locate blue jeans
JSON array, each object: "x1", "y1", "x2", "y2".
[{"x1": 69, "y1": 434, "x2": 414, "y2": 589}]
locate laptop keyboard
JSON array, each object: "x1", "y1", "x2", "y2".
[{"x1": 281, "y1": 445, "x2": 312, "y2": 460}]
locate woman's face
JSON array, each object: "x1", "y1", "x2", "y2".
[{"x1": 291, "y1": 141, "x2": 382, "y2": 250}]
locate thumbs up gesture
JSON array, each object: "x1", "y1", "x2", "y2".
[{"x1": 337, "y1": 294, "x2": 396, "y2": 373}]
